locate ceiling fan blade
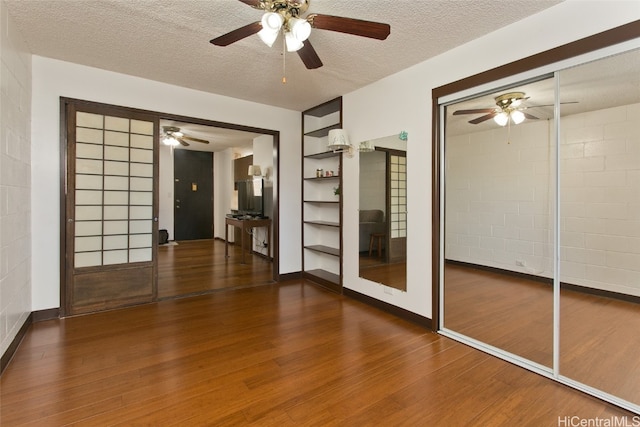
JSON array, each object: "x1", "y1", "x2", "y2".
[
  {"x1": 469, "y1": 112, "x2": 497, "y2": 124},
  {"x1": 526, "y1": 101, "x2": 579, "y2": 108},
  {"x1": 297, "y1": 40, "x2": 323, "y2": 69},
  {"x1": 523, "y1": 112, "x2": 539, "y2": 120},
  {"x1": 177, "y1": 138, "x2": 190, "y2": 147},
  {"x1": 308, "y1": 14, "x2": 390, "y2": 40},
  {"x1": 181, "y1": 136, "x2": 210, "y2": 144},
  {"x1": 210, "y1": 22, "x2": 262, "y2": 46},
  {"x1": 453, "y1": 108, "x2": 496, "y2": 115}
]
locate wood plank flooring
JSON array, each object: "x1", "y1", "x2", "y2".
[
  {"x1": 1, "y1": 280, "x2": 635, "y2": 425},
  {"x1": 444, "y1": 263, "x2": 640, "y2": 407},
  {"x1": 158, "y1": 239, "x2": 273, "y2": 299}
]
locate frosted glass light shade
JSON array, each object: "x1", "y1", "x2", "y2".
[
  {"x1": 248, "y1": 165, "x2": 262, "y2": 176},
  {"x1": 327, "y1": 129, "x2": 350, "y2": 150},
  {"x1": 261, "y1": 12, "x2": 283, "y2": 31},
  {"x1": 258, "y1": 28, "x2": 279, "y2": 47},
  {"x1": 494, "y1": 112, "x2": 509, "y2": 126},
  {"x1": 285, "y1": 32, "x2": 304, "y2": 52},
  {"x1": 511, "y1": 110, "x2": 525, "y2": 124},
  {"x1": 289, "y1": 18, "x2": 311, "y2": 41},
  {"x1": 358, "y1": 140, "x2": 375, "y2": 152},
  {"x1": 163, "y1": 136, "x2": 179, "y2": 146}
]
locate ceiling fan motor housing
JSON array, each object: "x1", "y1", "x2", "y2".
[
  {"x1": 259, "y1": 0, "x2": 309, "y2": 17},
  {"x1": 495, "y1": 92, "x2": 526, "y2": 110}
]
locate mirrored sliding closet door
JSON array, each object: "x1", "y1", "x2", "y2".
[{"x1": 439, "y1": 47, "x2": 640, "y2": 413}]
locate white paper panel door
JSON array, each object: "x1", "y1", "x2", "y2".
[
  {"x1": 74, "y1": 112, "x2": 154, "y2": 267},
  {"x1": 64, "y1": 100, "x2": 158, "y2": 316}
]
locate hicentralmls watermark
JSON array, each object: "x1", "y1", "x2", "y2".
[{"x1": 558, "y1": 416, "x2": 640, "y2": 427}]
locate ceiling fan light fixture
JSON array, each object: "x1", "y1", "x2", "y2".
[
  {"x1": 511, "y1": 110, "x2": 525, "y2": 124},
  {"x1": 285, "y1": 31, "x2": 304, "y2": 52},
  {"x1": 289, "y1": 18, "x2": 311, "y2": 41},
  {"x1": 163, "y1": 136, "x2": 179, "y2": 146},
  {"x1": 258, "y1": 28, "x2": 279, "y2": 47},
  {"x1": 494, "y1": 112, "x2": 509, "y2": 126},
  {"x1": 261, "y1": 12, "x2": 284, "y2": 32}
]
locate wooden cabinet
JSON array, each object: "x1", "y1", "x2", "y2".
[{"x1": 302, "y1": 97, "x2": 343, "y2": 292}]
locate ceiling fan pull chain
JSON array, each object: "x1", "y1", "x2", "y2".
[{"x1": 282, "y1": 30, "x2": 287, "y2": 84}]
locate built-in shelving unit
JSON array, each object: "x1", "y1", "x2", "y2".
[{"x1": 301, "y1": 97, "x2": 343, "y2": 292}]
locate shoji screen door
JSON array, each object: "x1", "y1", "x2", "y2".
[{"x1": 63, "y1": 100, "x2": 158, "y2": 315}]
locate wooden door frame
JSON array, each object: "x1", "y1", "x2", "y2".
[
  {"x1": 60, "y1": 99, "x2": 281, "y2": 316},
  {"x1": 431, "y1": 21, "x2": 640, "y2": 331},
  {"x1": 60, "y1": 98, "x2": 160, "y2": 316}
]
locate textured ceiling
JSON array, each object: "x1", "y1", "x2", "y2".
[{"x1": 4, "y1": 0, "x2": 565, "y2": 112}]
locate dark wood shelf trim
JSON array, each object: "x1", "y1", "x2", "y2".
[
  {"x1": 303, "y1": 200, "x2": 339, "y2": 204},
  {"x1": 304, "y1": 123, "x2": 341, "y2": 138},
  {"x1": 304, "y1": 151, "x2": 340, "y2": 160},
  {"x1": 304, "y1": 176, "x2": 340, "y2": 181},
  {"x1": 303, "y1": 220, "x2": 340, "y2": 228},
  {"x1": 303, "y1": 269, "x2": 340, "y2": 286},
  {"x1": 303, "y1": 97, "x2": 341, "y2": 117},
  {"x1": 304, "y1": 245, "x2": 340, "y2": 256}
]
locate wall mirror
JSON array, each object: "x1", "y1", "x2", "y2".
[{"x1": 359, "y1": 134, "x2": 407, "y2": 291}]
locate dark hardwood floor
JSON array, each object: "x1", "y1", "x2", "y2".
[
  {"x1": 1, "y1": 279, "x2": 635, "y2": 425},
  {"x1": 444, "y1": 263, "x2": 640, "y2": 407},
  {"x1": 359, "y1": 258, "x2": 407, "y2": 291},
  {"x1": 158, "y1": 239, "x2": 273, "y2": 299}
]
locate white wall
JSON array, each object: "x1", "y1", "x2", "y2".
[
  {"x1": 560, "y1": 103, "x2": 640, "y2": 296},
  {"x1": 213, "y1": 148, "x2": 234, "y2": 242},
  {"x1": 359, "y1": 150, "x2": 385, "y2": 213},
  {"x1": 445, "y1": 119, "x2": 554, "y2": 276},
  {"x1": 342, "y1": 0, "x2": 640, "y2": 319},
  {"x1": 0, "y1": 0, "x2": 32, "y2": 355},
  {"x1": 251, "y1": 134, "x2": 274, "y2": 257},
  {"x1": 446, "y1": 102, "x2": 640, "y2": 297},
  {"x1": 158, "y1": 144, "x2": 174, "y2": 239},
  {"x1": 31, "y1": 57, "x2": 300, "y2": 311}
]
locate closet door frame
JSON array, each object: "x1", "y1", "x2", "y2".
[{"x1": 432, "y1": 22, "x2": 640, "y2": 413}]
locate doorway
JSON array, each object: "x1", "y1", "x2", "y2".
[
  {"x1": 157, "y1": 118, "x2": 277, "y2": 299},
  {"x1": 173, "y1": 150, "x2": 213, "y2": 241},
  {"x1": 62, "y1": 102, "x2": 280, "y2": 314}
]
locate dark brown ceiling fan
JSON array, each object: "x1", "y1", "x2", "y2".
[
  {"x1": 453, "y1": 91, "x2": 578, "y2": 126},
  {"x1": 453, "y1": 92, "x2": 540, "y2": 126},
  {"x1": 162, "y1": 126, "x2": 210, "y2": 147},
  {"x1": 210, "y1": 0, "x2": 391, "y2": 70}
]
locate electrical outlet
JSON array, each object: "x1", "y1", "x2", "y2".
[
  {"x1": 383, "y1": 287, "x2": 393, "y2": 295},
  {"x1": 516, "y1": 260, "x2": 525, "y2": 267}
]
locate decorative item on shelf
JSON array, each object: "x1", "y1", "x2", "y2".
[
  {"x1": 248, "y1": 165, "x2": 262, "y2": 176},
  {"x1": 327, "y1": 129, "x2": 355, "y2": 157},
  {"x1": 325, "y1": 170, "x2": 334, "y2": 177},
  {"x1": 327, "y1": 129, "x2": 350, "y2": 150},
  {"x1": 333, "y1": 186, "x2": 340, "y2": 196},
  {"x1": 399, "y1": 131, "x2": 408, "y2": 141},
  {"x1": 358, "y1": 140, "x2": 375, "y2": 152},
  {"x1": 316, "y1": 168, "x2": 323, "y2": 177}
]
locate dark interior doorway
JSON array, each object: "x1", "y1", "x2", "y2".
[{"x1": 174, "y1": 150, "x2": 213, "y2": 240}]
